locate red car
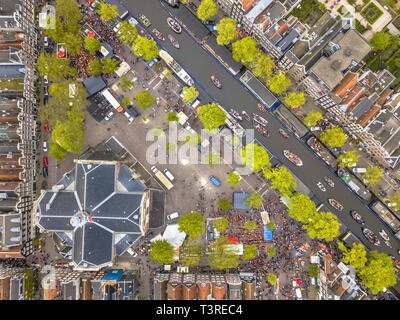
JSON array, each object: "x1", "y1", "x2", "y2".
[
  {"x1": 42, "y1": 157, "x2": 48, "y2": 167},
  {"x1": 43, "y1": 122, "x2": 49, "y2": 131}
]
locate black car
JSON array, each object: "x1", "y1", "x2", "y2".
[
  {"x1": 204, "y1": 19, "x2": 216, "y2": 25},
  {"x1": 127, "y1": 105, "x2": 140, "y2": 117},
  {"x1": 43, "y1": 166, "x2": 48, "y2": 178},
  {"x1": 188, "y1": 2, "x2": 198, "y2": 11}
]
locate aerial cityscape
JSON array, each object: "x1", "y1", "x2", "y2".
[{"x1": 2, "y1": 0, "x2": 400, "y2": 303}]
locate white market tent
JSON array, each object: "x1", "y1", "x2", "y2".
[{"x1": 150, "y1": 223, "x2": 186, "y2": 250}]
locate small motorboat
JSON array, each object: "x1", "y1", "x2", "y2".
[
  {"x1": 350, "y1": 210, "x2": 365, "y2": 225},
  {"x1": 167, "y1": 17, "x2": 182, "y2": 33},
  {"x1": 257, "y1": 103, "x2": 266, "y2": 112},
  {"x1": 324, "y1": 176, "x2": 334, "y2": 188},
  {"x1": 317, "y1": 182, "x2": 326, "y2": 192},
  {"x1": 211, "y1": 75, "x2": 222, "y2": 89},
  {"x1": 283, "y1": 150, "x2": 303, "y2": 167},
  {"x1": 391, "y1": 255, "x2": 400, "y2": 270},
  {"x1": 279, "y1": 128, "x2": 290, "y2": 138},
  {"x1": 363, "y1": 228, "x2": 380, "y2": 246},
  {"x1": 230, "y1": 108, "x2": 243, "y2": 121},
  {"x1": 254, "y1": 123, "x2": 268, "y2": 136},
  {"x1": 328, "y1": 198, "x2": 343, "y2": 211},
  {"x1": 168, "y1": 34, "x2": 179, "y2": 48},
  {"x1": 152, "y1": 28, "x2": 164, "y2": 40},
  {"x1": 252, "y1": 114, "x2": 268, "y2": 127},
  {"x1": 241, "y1": 111, "x2": 250, "y2": 121},
  {"x1": 379, "y1": 229, "x2": 390, "y2": 242},
  {"x1": 384, "y1": 240, "x2": 392, "y2": 248}
]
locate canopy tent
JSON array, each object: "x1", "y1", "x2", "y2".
[
  {"x1": 260, "y1": 211, "x2": 270, "y2": 225},
  {"x1": 264, "y1": 225, "x2": 272, "y2": 241},
  {"x1": 150, "y1": 224, "x2": 186, "y2": 250},
  {"x1": 233, "y1": 192, "x2": 250, "y2": 210}
]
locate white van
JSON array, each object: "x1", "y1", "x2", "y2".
[
  {"x1": 167, "y1": 212, "x2": 179, "y2": 220},
  {"x1": 163, "y1": 168, "x2": 175, "y2": 181},
  {"x1": 191, "y1": 100, "x2": 201, "y2": 109},
  {"x1": 126, "y1": 247, "x2": 137, "y2": 257},
  {"x1": 352, "y1": 168, "x2": 366, "y2": 173}
]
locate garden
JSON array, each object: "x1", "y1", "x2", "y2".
[{"x1": 361, "y1": 2, "x2": 383, "y2": 24}]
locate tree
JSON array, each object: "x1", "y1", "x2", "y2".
[
  {"x1": 337, "y1": 150, "x2": 359, "y2": 168},
  {"x1": 267, "y1": 222, "x2": 275, "y2": 231},
  {"x1": 132, "y1": 36, "x2": 159, "y2": 60},
  {"x1": 227, "y1": 171, "x2": 240, "y2": 186},
  {"x1": 308, "y1": 264, "x2": 319, "y2": 278},
  {"x1": 304, "y1": 111, "x2": 323, "y2": 127},
  {"x1": 48, "y1": 81, "x2": 87, "y2": 108},
  {"x1": 244, "y1": 191, "x2": 263, "y2": 209},
  {"x1": 63, "y1": 32, "x2": 83, "y2": 56},
  {"x1": 208, "y1": 151, "x2": 220, "y2": 167},
  {"x1": 207, "y1": 236, "x2": 240, "y2": 270},
  {"x1": 67, "y1": 107, "x2": 85, "y2": 124},
  {"x1": 56, "y1": 0, "x2": 81, "y2": 34},
  {"x1": 364, "y1": 165, "x2": 382, "y2": 185},
  {"x1": 97, "y1": 2, "x2": 119, "y2": 21},
  {"x1": 184, "y1": 132, "x2": 201, "y2": 146},
  {"x1": 304, "y1": 211, "x2": 341, "y2": 242},
  {"x1": 359, "y1": 251, "x2": 397, "y2": 295},
  {"x1": 242, "y1": 244, "x2": 258, "y2": 261},
  {"x1": 117, "y1": 21, "x2": 138, "y2": 44},
  {"x1": 370, "y1": 31, "x2": 397, "y2": 51},
  {"x1": 245, "y1": 221, "x2": 256, "y2": 231},
  {"x1": 197, "y1": 103, "x2": 226, "y2": 132},
  {"x1": 267, "y1": 246, "x2": 276, "y2": 257},
  {"x1": 121, "y1": 96, "x2": 131, "y2": 106},
  {"x1": 166, "y1": 111, "x2": 179, "y2": 122},
  {"x1": 267, "y1": 273, "x2": 277, "y2": 285},
  {"x1": 338, "y1": 242, "x2": 367, "y2": 271},
  {"x1": 120, "y1": 75, "x2": 134, "y2": 90},
  {"x1": 250, "y1": 53, "x2": 275, "y2": 82},
  {"x1": 52, "y1": 120, "x2": 84, "y2": 154},
  {"x1": 263, "y1": 166, "x2": 296, "y2": 196},
  {"x1": 216, "y1": 17, "x2": 238, "y2": 46},
  {"x1": 179, "y1": 238, "x2": 203, "y2": 267},
  {"x1": 214, "y1": 217, "x2": 229, "y2": 233},
  {"x1": 182, "y1": 86, "x2": 199, "y2": 103},
  {"x1": 150, "y1": 239, "x2": 175, "y2": 264},
  {"x1": 84, "y1": 36, "x2": 101, "y2": 55},
  {"x1": 178, "y1": 211, "x2": 205, "y2": 238},
  {"x1": 36, "y1": 52, "x2": 76, "y2": 81},
  {"x1": 285, "y1": 91, "x2": 305, "y2": 108},
  {"x1": 388, "y1": 193, "x2": 400, "y2": 211},
  {"x1": 287, "y1": 193, "x2": 317, "y2": 224},
  {"x1": 88, "y1": 58, "x2": 102, "y2": 76},
  {"x1": 320, "y1": 126, "x2": 347, "y2": 148},
  {"x1": 217, "y1": 199, "x2": 232, "y2": 212},
  {"x1": 135, "y1": 90, "x2": 154, "y2": 109},
  {"x1": 46, "y1": 16, "x2": 66, "y2": 43},
  {"x1": 241, "y1": 143, "x2": 270, "y2": 172},
  {"x1": 267, "y1": 72, "x2": 291, "y2": 95},
  {"x1": 49, "y1": 140, "x2": 67, "y2": 161},
  {"x1": 38, "y1": 98, "x2": 69, "y2": 127},
  {"x1": 163, "y1": 69, "x2": 173, "y2": 79},
  {"x1": 197, "y1": 0, "x2": 218, "y2": 21},
  {"x1": 102, "y1": 58, "x2": 119, "y2": 74},
  {"x1": 232, "y1": 37, "x2": 259, "y2": 65}
]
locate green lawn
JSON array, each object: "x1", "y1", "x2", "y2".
[
  {"x1": 291, "y1": 0, "x2": 321, "y2": 22},
  {"x1": 361, "y1": 2, "x2": 383, "y2": 24},
  {"x1": 22, "y1": 270, "x2": 35, "y2": 300},
  {"x1": 0, "y1": 78, "x2": 24, "y2": 91},
  {"x1": 355, "y1": 19, "x2": 367, "y2": 34}
]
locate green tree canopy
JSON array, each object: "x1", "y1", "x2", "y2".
[
  {"x1": 46, "y1": 16, "x2": 66, "y2": 43},
  {"x1": 207, "y1": 236, "x2": 240, "y2": 270},
  {"x1": 359, "y1": 251, "x2": 397, "y2": 295},
  {"x1": 166, "y1": 111, "x2": 179, "y2": 122},
  {"x1": 132, "y1": 36, "x2": 159, "y2": 60},
  {"x1": 88, "y1": 58, "x2": 103, "y2": 76},
  {"x1": 388, "y1": 193, "x2": 400, "y2": 211},
  {"x1": 117, "y1": 21, "x2": 138, "y2": 44},
  {"x1": 182, "y1": 86, "x2": 199, "y2": 102},
  {"x1": 120, "y1": 75, "x2": 134, "y2": 90},
  {"x1": 36, "y1": 52, "x2": 77, "y2": 81},
  {"x1": 267, "y1": 72, "x2": 291, "y2": 95},
  {"x1": 287, "y1": 193, "x2": 317, "y2": 224},
  {"x1": 370, "y1": 31, "x2": 398, "y2": 51},
  {"x1": 263, "y1": 166, "x2": 296, "y2": 196},
  {"x1": 56, "y1": 0, "x2": 82, "y2": 34},
  {"x1": 244, "y1": 191, "x2": 263, "y2": 209},
  {"x1": 217, "y1": 199, "x2": 232, "y2": 212},
  {"x1": 197, "y1": 103, "x2": 226, "y2": 131},
  {"x1": 179, "y1": 238, "x2": 203, "y2": 267},
  {"x1": 304, "y1": 211, "x2": 341, "y2": 242},
  {"x1": 63, "y1": 32, "x2": 83, "y2": 56},
  {"x1": 320, "y1": 126, "x2": 347, "y2": 148},
  {"x1": 49, "y1": 140, "x2": 67, "y2": 161},
  {"x1": 267, "y1": 246, "x2": 276, "y2": 257},
  {"x1": 364, "y1": 165, "x2": 382, "y2": 185},
  {"x1": 267, "y1": 222, "x2": 275, "y2": 231},
  {"x1": 178, "y1": 211, "x2": 205, "y2": 238},
  {"x1": 337, "y1": 150, "x2": 359, "y2": 168},
  {"x1": 214, "y1": 217, "x2": 229, "y2": 233},
  {"x1": 227, "y1": 171, "x2": 240, "y2": 186},
  {"x1": 308, "y1": 264, "x2": 319, "y2": 278},
  {"x1": 242, "y1": 244, "x2": 258, "y2": 261},
  {"x1": 97, "y1": 2, "x2": 119, "y2": 21},
  {"x1": 245, "y1": 220, "x2": 256, "y2": 231},
  {"x1": 121, "y1": 96, "x2": 131, "y2": 106},
  {"x1": 338, "y1": 242, "x2": 367, "y2": 271},
  {"x1": 38, "y1": 98, "x2": 68, "y2": 127},
  {"x1": 241, "y1": 143, "x2": 270, "y2": 172},
  {"x1": 232, "y1": 37, "x2": 259, "y2": 65},
  {"x1": 48, "y1": 81, "x2": 87, "y2": 108},
  {"x1": 84, "y1": 36, "x2": 101, "y2": 55},
  {"x1": 285, "y1": 91, "x2": 305, "y2": 108},
  {"x1": 267, "y1": 273, "x2": 277, "y2": 285},
  {"x1": 216, "y1": 17, "x2": 238, "y2": 45},
  {"x1": 51, "y1": 120, "x2": 84, "y2": 154},
  {"x1": 197, "y1": 0, "x2": 218, "y2": 21},
  {"x1": 102, "y1": 58, "x2": 119, "y2": 74},
  {"x1": 135, "y1": 90, "x2": 154, "y2": 109},
  {"x1": 304, "y1": 111, "x2": 323, "y2": 127},
  {"x1": 150, "y1": 239, "x2": 175, "y2": 264},
  {"x1": 250, "y1": 53, "x2": 275, "y2": 82}
]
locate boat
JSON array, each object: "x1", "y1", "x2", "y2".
[
  {"x1": 324, "y1": 176, "x2": 334, "y2": 188},
  {"x1": 168, "y1": 34, "x2": 179, "y2": 48},
  {"x1": 279, "y1": 128, "x2": 290, "y2": 138},
  {"x1": 350, "y1": 210, "x2": 365, "y2": 225},
  {"x1": 254, "y1": 123, "x2": 268, "y2": 136},
  {"x1": 257, "y1": 103, "x2": 266, "y2": 112},
  {"x1": 283, "y1": 149, "x2": 303, "y2": 167},
  {"x1": 252, "y1": 114, "x2": 268, "y2": 127},
  {"x1": 229, "y1": 108, "x2": 243, "y2": 121},
  {"x1": 241, "y1": 111, "x2": 250, "y2": 121},
  {"x1": 385, "y1": 240, "x2": 392, "y2": 248},
  {"x1": 211, "y1": 75, "x2": 222, "y2": 89},
  {"x1": 379, "y1": 229, "x2": 390, "y2": 242},
  {"x1": 167, "y1": 17, "x2": 182, "y2": 33},
  {"x1": 328, "y1": 198, "x2": 343, "y2": 211},
  {"x1": 390, "y1": 256, "x2": 400, "y2": 270},
  {"x1": 362, "y1": 228, "x2": 380, "y2": 246},
  {"x1": 159, "y1": 50, "x2": 194, "y2": 86},
  {"x1": 317, "y1": 182, "x2": 326, "y2": 192},
  {"x1": 152, "y1": 28, "x2": 164, "y2": 40}
]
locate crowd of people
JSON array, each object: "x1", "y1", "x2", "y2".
[{"x1": 70, "y1": 50, "x2": 93, "y2": 80}]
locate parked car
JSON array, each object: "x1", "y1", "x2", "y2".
[
  {"x1": 210, "y1": 26, "x2": 218, "y2": 32},
  {"x1": 331, "y1": 147, "x2": 341, "y2": 152},
  {"x1": 163, "y1": 0, "x2": 179, "y2": 7},
  {"x1": 44, "y1": 36, "x2": 48, "y2": 47},
  {"x1": 166, "y1": 212, "x2": 179, "y2": 220},
  {"x1": 42, "y1": 166, "x2": 48, "y2": 178},
  {"x1": 43, "y1": 75, "x2": 48, "y2": 84},
  {"x1": 188, "y1": 2, "x2": 198, "y2": 11},
  {"x1": 104, "y1": 111, "x2": 115, "y2": 121},
  {"x1": 123, "y1": 111, "x2": 134, "y2": 123},
  {"x1": 139, "y1": 14, "x2": 151, "y2": 27},
  {"x1": 209, "y1": 175, "x2": 221, "y2": 187},
  {"x1": 128, "y1": 16, "x2": 139, "y2": 27},
  {"x1": 113, "y1": 23, "x2": 121, "y2": 33},
  {"x1": 43, "y1": 95, "x2": 48, "y2": 105},
  {"x1": 148, "y1": 58, "x2": 159, "y2": 68},
  {"x1": 352, "y1": 168, "x2": 366, "y2": 173},
  {"x1": 310, "y1": 126, "x2": 320, "y2": 132},
  {"x1": 127, "y1": 105, "x2": 139, "y2": 117},
  {"x1": 126, "y1": 247, "x2": 138, "y2": 257},
  {"x1": 44, "y1": 86, "x2": 48, "y2": 96},
  {"x1": 163, "y1": 168, "x2": 175, "y2": 181},
  {"x1": 42, "y1": 157, "x2": 48, "y2": 167},
  {"x1": 43, "y1": 141, "x2": 48, "y2": 152},
  {"x1": 204, "y1": 19, "x2": 216, "y2": 25}
]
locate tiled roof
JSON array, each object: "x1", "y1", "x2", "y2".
[
  {"x1": 241, "y1": 281, "x2": 255, "y2": 300},
  {"x1": 167, "y1": 283, "x2": 181, "y2": 300},
  {"x1": 212, "y1": 283, "x2": 227, "y2": 300},
  {"x1": 376, "y1": 89, "x2": 393, "y2": 106},
  {"x1": 197, "y1": 282, "x2": 210, "y2": 300},
  {"x1": 182, "y1": 283, "x2": 196, "y2": 300},
  {"x1": 356, "y1": 105, "x2": 381, "y2": 127},
  {"x1": 0, "y1": 277, "x2": 10, "y2": 300},
  {"x1": 332, "y1": 72, "x2": 358, "y2": 98},
  {"x1": 340, "y1": 86, "x2": 364, "y2": 110}
]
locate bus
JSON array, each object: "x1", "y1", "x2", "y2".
[
  {"x1": 151, "y1": 166, "x2": 173, "y2": 190},
  {"x1": 101, "y1": 89, "x2": 123, "y2": 112}
]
